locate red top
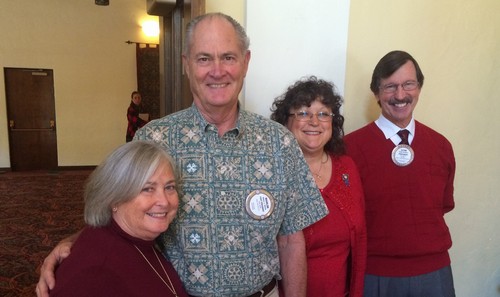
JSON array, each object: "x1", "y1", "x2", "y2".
[
  {"x1": 303, "y1": 155, "x2": 367, "y2": 297},
  {"x1": 51, "y1": 220, "x2": 188, "y2": 297},
  {"x1": 345, "y1": 121, "x2": 455, "y2": 276},
  {"x1": 126, "y1": 101, "x2": 148, "y2": 142}
]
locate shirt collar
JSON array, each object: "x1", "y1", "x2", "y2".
[
  {"x1": 191, "y1": 103, "x2": 243, "y2": 136},
  {"x1": 375, "y1": 114, "x2": 415, "y2": 144}
]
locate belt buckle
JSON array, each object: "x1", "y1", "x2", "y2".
[{"x1": 247, "y1": 278, "x2": 276, "y2": 297}]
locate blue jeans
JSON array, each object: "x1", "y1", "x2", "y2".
[{"x1": 364, "y1": 266, "x2": 455, "y2": 297}]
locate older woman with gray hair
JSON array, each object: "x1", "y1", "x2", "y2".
[{"x1": 49, "y1": 141, "x2": 188, "y2": 297}]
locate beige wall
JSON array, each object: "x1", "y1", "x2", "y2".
[
  {"x1": 0, "y1": 0, "x2": 159, "y2": 167},
  {"x1": 206, "y1": 0, "x2": 244, "y2": 23},
  {"x1": 344, "y1": 0, "x2": 500, "y2": 296}
]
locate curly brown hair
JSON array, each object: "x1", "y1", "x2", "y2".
[{"x1": 270, "y1": 76, "x2": 346, "y2": 156}]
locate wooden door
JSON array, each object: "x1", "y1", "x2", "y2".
[{"x1": 4, "y1": 68, "x2": 58, "y2": 171}]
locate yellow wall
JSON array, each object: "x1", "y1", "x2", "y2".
[
  {"x1": 206, "y1": 0, "x2": 244, "y2": 23},
  {"x1": 344, "y1": 0, "x2": 500, "y2": 295},
  {"x1": 0, "y1": 1, "x2": 159, "y2": 167}
]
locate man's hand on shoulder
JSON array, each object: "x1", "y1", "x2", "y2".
[{"x1": 36, "y1": 232, "x2": 79, "y2": 297}]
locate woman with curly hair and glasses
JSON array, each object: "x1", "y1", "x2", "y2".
[{"x1": 271, "y1": 76, "x2": 366, "y2": 297}]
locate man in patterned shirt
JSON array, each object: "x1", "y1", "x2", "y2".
[{"x1": 36, "y1": 13, "x2": 328, "y2": 297}]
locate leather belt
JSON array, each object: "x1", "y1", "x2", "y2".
[
  {"x1": 247, "y1": 278, "x2": 277, "y2": 297},
  {"x1": 188, "y1": 278, "x2": 277, "y2": 297}
]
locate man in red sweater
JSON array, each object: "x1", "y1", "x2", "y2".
[{"x1": 344, "y1": 50, "x2": 456, "y2": 297}]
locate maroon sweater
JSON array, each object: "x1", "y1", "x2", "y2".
[
  {"x1": 344, "y1": 121, "x2": 455, "y2": 276},
  {"x1": 50, "y1": 220, "x2": 188, "y2": 297}
]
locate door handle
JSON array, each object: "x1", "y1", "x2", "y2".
[{"x1": 8, "y1": 119, "x2": 56, "y2": 131}]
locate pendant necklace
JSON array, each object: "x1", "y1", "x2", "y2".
[
  {"x1": 134, "y1": 245, "x2": 178, "y2": 297},
  {"x1": 313, "y1": 152, "x2": 329, "y2": 180}
]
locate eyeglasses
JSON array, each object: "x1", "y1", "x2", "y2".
[
  {"x1": 289, "y1": 111, "x2": 334, "y2": 122},
  {"x1": 379, "y1": 81, "x2": 420, "y2": 94}
]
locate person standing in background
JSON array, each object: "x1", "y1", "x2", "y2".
[
  {"x1": 126, "y1": 91, "x2": 148, "y2": 142},
  {"x1": 344, "y1": 50, "x2": 456, "y2": 297},
  {"x1": 271, "y1": 76, "x2": 366, "y2": 297}
]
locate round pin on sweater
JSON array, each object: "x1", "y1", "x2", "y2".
[
  {"x1": 245, "y1": 189, "x2": 275, "y2": 220},
  {"x1": 392, "y1": 144, "x2": 414, "y2": 166}
]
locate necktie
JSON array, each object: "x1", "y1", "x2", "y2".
[{"x1": 397, "y1": 129, "x2": 410, "y2": 145}]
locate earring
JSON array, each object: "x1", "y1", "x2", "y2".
[{"x1": 112, "y1": 207, "x2": 118, "y2": 212}]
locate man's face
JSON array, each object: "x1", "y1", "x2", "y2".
[
  {"x1": 182, "y1": 17, "x2": 251, "y2": 114},
  {"x1": 376, "y1": 61, "x2": 421, "y2": 128}
]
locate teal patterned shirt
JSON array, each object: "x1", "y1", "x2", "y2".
[{"x1": 134, "y1": 104, "x2": 328, "y2": 296}]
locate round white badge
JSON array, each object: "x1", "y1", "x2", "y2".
[
  {"x1": 392, "y1": 144, "x2": 414, "y2": 166},
  {"x1": 245, "y1": 189, "x2": 275, "y2": 220}
]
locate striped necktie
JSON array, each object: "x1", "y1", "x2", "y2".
[{"x1": 397, "y1": 129, "x2": 410, "y2": 145}]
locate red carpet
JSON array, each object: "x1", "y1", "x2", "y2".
[{"x1": 0, "y1": 170, "x2": 91, "y2": 297}]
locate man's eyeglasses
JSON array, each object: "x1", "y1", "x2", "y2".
[
  {"x1": 379, "y1": 81, "x2": 420, "y2": 94},
  {"x1": 289, "y1": 111, "x2": 334, "y2": 122}
]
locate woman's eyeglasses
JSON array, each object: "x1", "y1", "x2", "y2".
[{"x1": 289, "y1": 111, "x2": 334, "y2": 122}]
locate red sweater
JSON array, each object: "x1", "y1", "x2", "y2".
[
  {"x1": 344, "y1": 121, "x2": 455, "y2": 276},
  {"x1": 51, "y1": 220, "x2": 188, "y2": 297},
  {"x1": 303, "y1": 155, "x2": 367, "y2": 297},
  {"x1": 126, "y1": 102, "x2": 148, "y2": 142}
]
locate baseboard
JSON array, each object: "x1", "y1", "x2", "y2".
[
  {"x1": 0, "y1": 165, "x2": 96, "y2": 173},
  {"x1": 56, "y1": 166, "x2": 97, "y2": 171}
]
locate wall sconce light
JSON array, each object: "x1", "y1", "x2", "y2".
[
  {"x1": 95, "y1": 0, "x2": 109, "y2": 5},
  {"x1": 142, "y1": 20, "x2": 160, "y2": 37}
]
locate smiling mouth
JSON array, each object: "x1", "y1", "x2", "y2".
[
  {"x1": 393, "y1": 102, "x2": 409, "y2": 107},
  {"x1": 147, "y1": 212, "x2": 167, "y2": 218},
  {"x1": 208, "y1": 83, "x2": 228, "y2": 88},
  {"x1": 389, "y1": 98, "x2": 413, "y2": 107},
  {"x1": 304, "y1": 131, "x2": 321, "y2": 135}
]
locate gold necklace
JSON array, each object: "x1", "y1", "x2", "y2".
[
  {"x1": 312, "y1": 152, "x2": 328, "y2": 180},
  {"x1": 134, "y1": 245, "x2": 178, "y2": 297}
]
